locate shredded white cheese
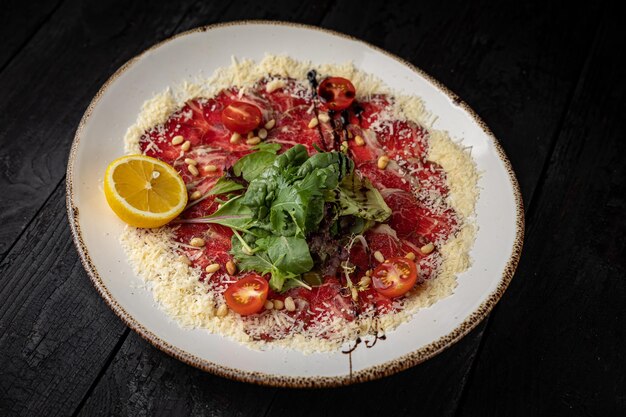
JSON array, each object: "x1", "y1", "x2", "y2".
[{"x1": 120, "y1": 55, "x2": 480, "y2": 353}]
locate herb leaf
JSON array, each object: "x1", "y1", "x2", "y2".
[
  {"x1": 233, "y1": 142, "x2": 281, "y2": 182},
  {"x1": 187, "y1": 143, "x2": 390, "y2": 292},
  {"x1": 207, "y1": 177, "x2": 245, "y2": 196},
  {"x1": 199, "y1": 196, "x2": 254, "y2": 232},
  {"x1": 335, "y1": 171, "x2": 392, "y2": 222}
]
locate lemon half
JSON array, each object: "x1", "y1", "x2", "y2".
[{"x1": 104, "y1": 155, "x2": 188, "y2": 228}]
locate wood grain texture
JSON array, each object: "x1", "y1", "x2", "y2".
[
  {"x1": 0, "y1": 184, "x2": 127, "y2": 417},
  {"x1": 73, "y1": 2, "x2": 600, "y2": 417},
  {"x1": 0, "y1": 0, "x2": 62, "y2": 71},
  {"x1": 458, "y1": 12, "x2": 625, "y2": 416},
  {"x1": 0, "y1": 1, "x2": 620, "y2": 416},
  {"x1": 0, "y1": 0, "x2": 207, "y2": 259}
]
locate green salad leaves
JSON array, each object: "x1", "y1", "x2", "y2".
[{"x1": 188, "y1": 143, "x2": 391, "y2": 291}]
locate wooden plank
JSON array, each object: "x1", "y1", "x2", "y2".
[
  {"x1": 76, "y1": 333, "x2": 277, "y2": 417},
  {"x1": 0, "y1": 0, "x2": 62, "y2": 71},
  {"x1": 0, "y1": 0, "x2": 225, "y2": 259},
  {"x1": 0, "y1": 183, "x2": 128, "y2": 417},
  {"x1": 457, "y1": 13, "x2": 625, "y2": 416}
]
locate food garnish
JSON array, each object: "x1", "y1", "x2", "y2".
[
  {"x1": 223, "y1": 274, "x2": 269, "y2": 316},
  {"x1": 181, "y1": 143, "x2": 391, "y2": 292},
  {"x1": 104, "y1": 155, "x2": 187, "y2": 228},
  {"x1": 221, "y1": 101, "x2": 263, "y2": 134},
  {"x1": 371, "y1": 257, "x2": 418, "y2": 298},
  {"x1": 317, "y1": 76, "x2": 356, "y2": 110}
]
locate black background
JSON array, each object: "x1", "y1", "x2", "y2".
[{"x1": 1, "y1": 0, "x2": 624, "y2": 416}]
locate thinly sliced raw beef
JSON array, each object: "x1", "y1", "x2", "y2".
[
  {"x1": 254, "y1": 78, "x2": 325, "y2": 154},
  {"x1": 138, "y1": 72, "x2": 464, "y2": 342},
  {"x1": 357, "y1": 95, "x2": 428, "y2": 160}
]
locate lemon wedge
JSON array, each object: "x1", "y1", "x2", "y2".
[{"x1": 104, "y1": 155, "x2": 188, "y2": 228}]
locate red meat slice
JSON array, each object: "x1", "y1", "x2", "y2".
[
  {"x1": 372, "y1": 119, "x2": 428, "y2": 160},
  {"x1": 356, "y1": 161, "x2": 413, "y2": 193},
  {"x1": 383, "y1": 189, "x2": 458, "y2": 245},
  {"x1": 286, "y1": 277, "x2": 357, "y2": 323},
  {"x1": 358, "y1": 95, "x2": 391, "y2": 129},
  {"x1": 351, "y1": 95, "x2": 429, "y2": 161},
  {"x1": 254, "y1": 78, "x2": 324, "y2": 154},
  {"x1": 172, "y1": 222, "x2": 233, "y2": 284}
]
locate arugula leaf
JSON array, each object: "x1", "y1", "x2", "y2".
[
  {"x1": 335, "y1": 171, "x2": 392, "y2": 222},
  {"x1": 261, "y1": 236, "x2": 313, "y2": 274},
  {"x1": 197, "y1": 196, "x2": 255, "y2": 232},
  {"x1": 231, "y1": 234, "x2": 313, "y2": 291},
  {"x1": 233, "y1": 142, "x2": 281, "y2": 182},
  {"x1": 207, "y1": 177, "x2": 245, "y2": 196},
  {"x1": 241, "y1": 145, "x2": 308, "y2": 222},
  {"x1": 296, "y1": 151, "x2": 354, "y2": 181},
  {"x1": 273, "y1": 144, "x2": 309, "y2": 170},
  {"x1": 269, "y1": 167, "x2": 335, "y2": 236}
]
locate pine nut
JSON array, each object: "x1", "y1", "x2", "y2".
[
  {"x1": 405, "y1": 252, "x2": 416, "y2": 260},
  {"x1": 318, "y1": 113, "x2": 330, "y2": 123},
  {"x1": 365, "y1": 269, "x2": 372, "y2": 276},
  {"x1": 247, "y1": 131, "x2": 255, "y2": 139},
  {"x1": 273, "y1": 299, "x2": 284, "y2": 310},
  {"x1": 181, "y1": 140, "x2": 191, "y2": 151},
  {"x1": 420, "y1": 242, "x2": 435, "y2": 254},
  {"x1": 258, "y1": 128, "x2": 268, "y2": 139},
  {"x1": 264, "y1": 119, "x2": 276, "y2": 130},
  {"x1": 190, "y1": 190, "x2": 202, "y2": 200},
  {"x1": 226, "y1": 260, "x2": 237, "y2": 275},
  {"x1": 377, "y1": 155, "x2": 390, "y2": 170},
  {"x1": 230, "y1": 132, "x2": 241, "y2": 144},
  {"x1": 359, "y1": 275, "x2": 371, "y2": 287},
  {"x1": 355, "y1": 135, "x2": 365, "y2": 146},
  {"x1": 171, "y1": 135, "x2": 184, "y2": 145},
  {"x1": 188, "y1": 164, "x2": 199, "y2": 176},
  {"x1": 179, "y1": 255, "x2": 191, "y2": 265},
  {"x1": 217, "y1": 304, "x2": 228, "y2": 317},
  {"x1": 373, "y1": 250, "x2": 385, "y2": 263},
  {"x1": 184, "y1": 158, "x2": 197, "y2": 166},
  {"x1": 308, "y1": 117, "x2": 319, "y2": 128},
  {"x1": 264, "y1": 300, "x2": 274, "y2": 310},
  {"x1": 205, "y1": 263, "x2": 220, "y2": 273},
  {"x1": 246, "y1": 137, "x2": 261, "y2": 145},
  {"x1": 190, "y1": 237, "x2": 205, "y2": 247},
  {"x1": 284, "y1": 296, "x2": 296, "y2": 312},
  {"x1": 203, "y1": 164, "x2": 218, "y2": 172}
]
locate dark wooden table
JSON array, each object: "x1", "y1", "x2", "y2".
[{"x1": 1, "y1": 1, "x2": 624, "y2": 415}]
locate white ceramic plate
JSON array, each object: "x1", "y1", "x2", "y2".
[{"x1": 67, "y1": 21, "x2": 523, "y2": 387}]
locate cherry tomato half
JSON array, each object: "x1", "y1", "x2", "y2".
[
  {"x1": 317, "y1": 77, "x2": 356, "y2": 111},
  {"x1": 221, "y1": 101, "x2": 262, "y2": 134},
  {"x1": 224, "y1": 274, "x2": 269, "y2": 316},
  {"x1": 371, "y1": 257, "x2": 418, "y2": 298}
]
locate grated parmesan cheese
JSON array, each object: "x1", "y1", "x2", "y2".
[{"x1": 119, "y1": 55, "x2": 480, "y2": 353}]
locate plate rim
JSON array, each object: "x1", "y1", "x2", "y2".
[{"x1": 66, "y1": 20, "x2": 525, "y2": 388}]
